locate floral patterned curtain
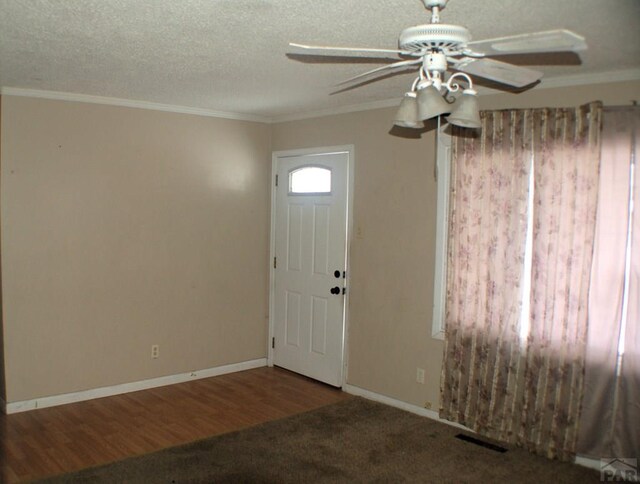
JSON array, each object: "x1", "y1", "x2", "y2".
[
  {"x1": 522, "y1": 103, "x2": 602, "y2": 460},
  {"x1": 440, "y1": 109, "x2": 532, "y2": 443},
  {"x1": 440, "y1": 102, "x2": 602, "y2": 461}
]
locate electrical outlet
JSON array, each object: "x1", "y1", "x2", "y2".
[
  {"x1": 151, "y1": 344, "x2": 160, "y2": 359},
  {"x1": 416, "y1": 368, "x2": 425, "y2": 384}
]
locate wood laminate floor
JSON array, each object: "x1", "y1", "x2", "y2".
[{"x1": 0, "y1": 366, "x2": 351, "y2": 483}]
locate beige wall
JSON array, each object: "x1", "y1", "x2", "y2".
[
  {"x1": 272, "y1": 80, "x2": 640, "y2": 409},
  {"x1": 1, "y1": 80, "x2": 638, "y2": 408},
  {"x1": 273, "y1": 111, "x2": 444, "y2": 408},
  {"x1": 0, "y1": 96, "x2": 272, "y2": 402}
]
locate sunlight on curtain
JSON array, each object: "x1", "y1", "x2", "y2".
[
  {"x1": 521, "y1": 103, "x2": 602, "y2": 460},
  {"x1": 440, "y1": 102, "x2": 603, "y2": 461},
  {"x1": 519, "y1": 157, "x2": 535, "y2": 348},
  {"x1": 440, "y1": 109, "x2": 532, "y2": 443}
]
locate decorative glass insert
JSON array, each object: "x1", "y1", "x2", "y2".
[{"x1": 289, "y1": 166, "x2": 332, "y2": 194}]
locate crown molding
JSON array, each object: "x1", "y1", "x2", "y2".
[
  {"x1": 3, "y1": 68, "x2": 639, "y2": 125},
  {"x1": 0, "y1": 87, "x2": 271, "y2": 123}
]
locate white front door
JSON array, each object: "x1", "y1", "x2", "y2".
[{"x1": 271, "y1": 149, "x2": 350, "y2": 387}]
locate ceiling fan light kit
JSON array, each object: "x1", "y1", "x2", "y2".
[
  {"x1": 289, "y1": 0, "x2": 587, "y2": 131},
  {"x1": 446, "y1": 89, "x2": 482, "y2": 128},
  {"x1": 394, "y1": 92, "x2": 422, "y2": 128},
  {"x1": 416, "y1": 84, "x2": 452, "y2": 120}
]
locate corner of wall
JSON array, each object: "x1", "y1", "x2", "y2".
[{"x1": 0, "y1": 93, "x2": 6, "y2": 405}]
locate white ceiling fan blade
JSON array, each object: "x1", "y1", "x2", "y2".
[
  {"x1": 337, "y1": 58, "x2": 422, "y2": 85},
  {"x1": 467, "y1": 29, "x2": 587, "y2": 56},
  {"x1": 457, "y1": 58, "x2": 543, "y2": 88},
  {"x1": 289, "y1": 43, "x2": 408, "y2": 58}
]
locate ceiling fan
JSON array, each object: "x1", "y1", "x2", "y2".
[{"x1": 289, "y1": 0, "x2": 587, "y2": 128}]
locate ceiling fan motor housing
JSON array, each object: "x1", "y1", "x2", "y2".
[
  {"x1": 424, "y1": 52, "x2": 448, "y2": 73},
  {"x1": 399, "y1": 24, "x2": 470, "y2": 54},
  {"x1": 423, "y1": 0, "x2": 449, "y2": 9}
]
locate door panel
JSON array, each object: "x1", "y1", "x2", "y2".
[
  {"x1": 311, "y1": 296, "x2": 328, "y2": 354},
  {"x1": 287, "y1": 204, "x2": 303, "y2": 271},
  {"x1": 285, "y1": 291, "x2": 301, "y2": 347},
  {"x1": 272, "y1": 151, "x2": 349, "y2": 387},
  {"x1": 313, "y1": 205, "x2": 331, "y2": 275}
]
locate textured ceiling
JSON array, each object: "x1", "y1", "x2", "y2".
[{"x1": 1, "y1": 0, "x2": 639, "y2": 120}]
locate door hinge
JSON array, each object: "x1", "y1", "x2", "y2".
[
  {"x1": 275, "y1": 174, "x2": 278, "y2": 187},
  {"x1": 273, "y1": 257, "x2": 277, "y2": 269},
  {"x1": 272, "y1": 337, "x2": 275, "y2": 349}
]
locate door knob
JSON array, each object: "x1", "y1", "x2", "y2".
[{"x1": 330, "y1": 286, "x2": 341, "y2": 295}]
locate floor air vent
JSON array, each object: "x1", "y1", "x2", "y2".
[{"x1": 455, "y1": 434, "x2": 508, "y2": 453}]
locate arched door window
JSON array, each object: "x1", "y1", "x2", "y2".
[{"x1": 288, "y1": 166, "x2": 332, "y2": 194}]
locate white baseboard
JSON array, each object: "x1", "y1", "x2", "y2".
[
  {"x1": 575, "y1": 455, "x2": 602, "y2": 471},
  {"x1": 575, "y1": 455, "x2": 640, "y2": 482},
  {"x1": 343, "y1": 384, "x2": 610, "y2": 474},
  {"x1": 4, "y1": 369, "x2": 618, "y2": 476},
  {"x1": 579, "y1": 455, "x2": 640, "y2": 482},
  {"x1": 342, "y1": 383, "x2": 472, "y2": 432},
  {"x1": 5, "y1": 358, "x2": 267, "y2": 414}
]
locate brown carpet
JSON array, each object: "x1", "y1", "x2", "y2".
[{"x1": 39, "y1": 397, "x2": 599, "y2": 483}]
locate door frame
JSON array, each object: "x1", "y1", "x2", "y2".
[{"x1": 267, "y1": 145, "x2": 355, "y2": 387}]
